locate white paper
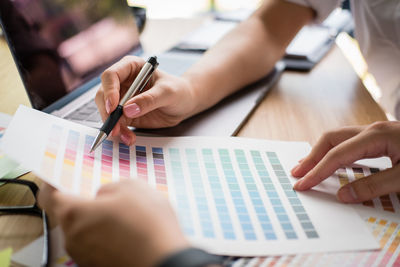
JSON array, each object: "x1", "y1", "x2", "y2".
[
  {"x1": 286, "y1": 26, "x2": 332, "y2": 58},
  {"x1": 2, "y1": 106, "x2": 378, "y2": 256},
  {"x1": 0, "y1": 112, "x2": 20, "y2": 178}
]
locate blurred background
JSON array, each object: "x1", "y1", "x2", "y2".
[{"x1": 128, "y1": 0, "x2": 261, "y2": 18}]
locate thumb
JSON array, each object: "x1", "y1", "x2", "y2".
[
  {"x1": 38, "y1": 183, "x2": 91, "y2": 225},
  {"x1": 337, "y1": 165, "x2": 400, "y2": 203}
]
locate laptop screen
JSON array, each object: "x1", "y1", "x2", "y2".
[{"x1": 0, "y1": 0, "x2": 140, "y2": 110}]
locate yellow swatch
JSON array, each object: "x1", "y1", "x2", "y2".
[{"x1": 0, "y1": 247, "x2": 12, "y2": 267}]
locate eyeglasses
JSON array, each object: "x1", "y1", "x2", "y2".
[{"x1": 0, "y1": 178, "x2": 49, "y2": 267}]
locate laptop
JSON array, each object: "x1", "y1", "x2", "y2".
[{"x1": 0, "y1": 0, "x2": 283, "y2": 136}]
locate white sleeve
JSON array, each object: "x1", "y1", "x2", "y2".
[{"x1": 285, "y1": 0, "x2": 342, "y2": 23}]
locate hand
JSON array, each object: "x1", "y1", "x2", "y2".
[
  {"x1": 291, "y1": 121, "x2": 400, "y2": 203},
  {"x1": 95, "y1": 56, "x2": 198, "y2": 146},
  {"x1": 38, "y1": 180, "x2": 190, "y2": 267}
]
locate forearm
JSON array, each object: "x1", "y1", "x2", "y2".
[{"x1": 182, "y1": 0, "x2": 313, "y2": 115}]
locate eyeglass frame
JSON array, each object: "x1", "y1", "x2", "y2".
[{"x1": 0, "y1": 178, "x2": 50, "y2": 267}]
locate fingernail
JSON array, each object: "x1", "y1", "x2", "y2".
[
  {"x1": 293, "y1": 179, "x2": 303, "y2": 190},
  {"x1": 106, "y1": 99, "x2": 112, "y2": 114},
  {"x1": 337, "y1": 185, "x2": 357, "y2": 203},
  {"x1": 120, "y1": 133, "x2": 131, "y2": 146},
  {"x1": 124, "y1": 103, "x2": 141, "y2": 118}
]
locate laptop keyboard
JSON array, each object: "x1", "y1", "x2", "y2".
[{"x1": 65, "y1": 99, "x2": 102, "y2": 122}]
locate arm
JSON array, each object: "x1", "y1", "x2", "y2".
[
  {"x1": 183, "y1": 0, "x2": 313, "y2": 115},
  {"x1": 95, "y1": 0, "x2": 313, "y2": 145}
]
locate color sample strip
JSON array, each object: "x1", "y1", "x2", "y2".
[
  {"x1": 185, "y1": 148, "x2": 215, "y2": 238},
  {"x1": 352, "y1": 168, "x2": 374, "y2": 207},
  {"x1": 365, "y1": 219, "x2": 399, "y2": 266},
  {"x1": 100, "y1": 140, "x2": 113, "y2": 184},
  {"x1": 80, "y1": 135, "x2": 95, "y2": 196},
  {"x1": 41, "y1": 125, "x2": 63, "y2": 179},
  {"x1": 135, "y1": 146, "x2": 147, "y2": 180},
  {"x1": 339, "y1": 167, "x2": 399, "y2": 211},
  {"x1": 250, "y1": 150, "x2": 297, "y2": 240},
  {"x1": 370, "y1": 168, "x2": 396, "y2": 212},
  {"x1": 60, "y1": 130, "x2": 79, "y2": 190},
  {"x1": 152, "y1": 147, "x2": 168, "y2": 194},
  {"x1": 233, "y1": 149, "x2": 277, "y2": 240},
  {"x1": 266, "y1": 152, "x2": 318, "y2": 239},
  {"x1": 219, "y1": 149, "x2": 257, "y2": 240},
  {"x1": 202, "y1": 148, "x2": 235, "y2": 240},
  {"x1": 378, "y1": 222, "x2": 398, "y2": 266},
  {"x1": 337, "y1": 167, "x2": 349, "y2": 186},
  {"x1": 119, "y1": 143, "x2": 130, "y2": 179},
  {"x1": 169, "y1": 148, "x2": 194, "y2": 235}
]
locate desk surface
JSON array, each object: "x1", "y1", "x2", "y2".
[{"x1": 0, "y1": 18, "x2": 387, "y2": 254}]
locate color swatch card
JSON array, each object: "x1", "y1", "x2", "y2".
[
  {"x1": 335, "y1": 159, "x2": 400, "y2": 215},
  {"x1": 2, "y1": 106, "x2": 378, "y2": 256},
  {"x1": 233, "y1": 207, "x2": 400, "y2": 267}
]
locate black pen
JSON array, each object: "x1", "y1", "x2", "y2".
[{"x1": 90, "y1": 56, "x2": 159, "y2": 153}]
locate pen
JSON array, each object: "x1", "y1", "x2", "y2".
[{"x1": 90, "y1": 56, "x2": 159, "y2": 153}]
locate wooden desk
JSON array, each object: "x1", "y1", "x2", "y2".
[{"x1": 0, "y1": 18, "x2": 387, "y2": 255}]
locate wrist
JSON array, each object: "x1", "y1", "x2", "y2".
[
  {"x1": 147, "y1": 231, "x2": 191, "y2": 267},
  {"x1": 181, "y1": 72, "x2": 211, "y2": 117},
  {"x1": 155, "y1": 247, "x2": 223, "y2": 267}
]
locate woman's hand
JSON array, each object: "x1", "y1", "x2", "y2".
[
  {"x1": 291, "y1": 121, "x2": 400, "y2": 203},
  {"x1": 95, "y1": 56, "x2": 198, "y2": 146},
  {"x1": 38, "y1": 180, "x2": 190, "y2": 267}
]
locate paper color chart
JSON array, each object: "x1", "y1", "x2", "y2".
[
  {"x1": 2, "y1": 106, "x2": 379, "y2": 256},
  {"x1": 232, "y1": 208, "x2": 400, "y2": 267},
  {"x1": 337, "y1": 166, "x2": 400, "y2": 214}
]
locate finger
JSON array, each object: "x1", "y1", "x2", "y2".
[
  {"x1": 101, "y1": 56, "x2": 145, "y2": 114},
  {"x1": 110, "y1": 121, "x2": 121, "y2": 137},
  {"x1": 337, "y1": 165, "x2": 400, "y2": 203},
  {"x1": 38, "y1": 183, "x2": 90, "y2": 225},
  {"x1": 294, "y1": 130, "x2": 385, "y2": 191},
  {"x1": 37, "y1": 182, "x2": 57, "y2": 211},
  {"x1": 123, "y1": 83, "x2": 171, "y2": 119},
  {"x1": 95, "y1": 88, "x2": 109, "y2": 122},
  {"x1": 291, "y1": 126, "x2": 366, "y2": 178},
  {"x1": 119, "y1": 125, "x2": 136, "y2": 146}
]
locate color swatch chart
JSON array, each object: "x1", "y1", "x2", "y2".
[
  {"x1": 232, "y1": 209, "x2": 400, "y2": 267},
  {"x1": 39, "y1": 127, "x2": 319, "y2": 243},
  {"x1": 337, "y1": 166, "x2": 400, "y2": 214},
  {"x1": 2, "y1": 106, "x2": 379, "y2": 256}
]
